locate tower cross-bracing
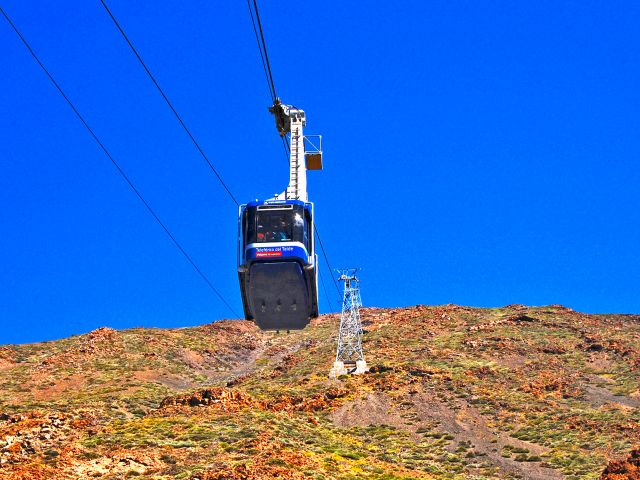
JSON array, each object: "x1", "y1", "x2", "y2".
[{"x1": 330, "y1": 269, "x2": 368, "y2": 376}]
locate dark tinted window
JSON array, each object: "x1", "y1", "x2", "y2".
[
  {"x1": 245, "y1": 205, "x2": 309, "y2": 246},
  {"x1": 304, "y1": 208, "x2": 312, "y2": 253},
  {"x1": 246, "y1": 209, "x2": 255, "y2": 247},
  {"x1": 257, "y1": 210, "x2": 293, "y2": 242}
]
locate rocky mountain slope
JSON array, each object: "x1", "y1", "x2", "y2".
[{"x1": 0, "y1": 305, "x2": 639, "y2": 479}]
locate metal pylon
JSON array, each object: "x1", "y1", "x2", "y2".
[{"x1": 330, "y1": 269, "x2": 367, "y2": 376}]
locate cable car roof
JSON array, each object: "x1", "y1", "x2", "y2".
[{"x1": 244, "y1": 198, "x2": 311, "y2": 209}]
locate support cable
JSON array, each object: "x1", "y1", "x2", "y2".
[
  {"x1": 99, "y1": 0, "x2": 239, "y2": 206},
  {"x1": 315, "y1": 226, "x2": 342, "y2": 300},
  {"x1": 100, "y1": 0, "x2": 309, "y2": 309},
  {"x1": 104, "y1": 0, "x2": 343, "y2": 313},
  {"x1": 247, "y1": 0, "x2": 343, "y2": 303},
  {"x1": 247, "y1": 0, "x2": 291, "y2": 166},
  {"x1": 246, "y1": 0, "x2": 274, "y2": 103},
  {"x1": 0, "y1": 6, "x2": 240, "y2": 318},
  {"x1": 102, "y1": 0, "x2": 335, "y2": 313},
  {"x1": 318, "y1": 266, "x2": 334, "y2": 313},
  {"x1": 248, "y1": 0, "x2": 291, "y2": 165},
  {"x1": 250, "y1": 0, "x2": 278, "y2": 101}
]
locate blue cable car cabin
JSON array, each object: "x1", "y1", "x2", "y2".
[{"x1": 238, "y1": 199, "x2": 319, "y2": 330}]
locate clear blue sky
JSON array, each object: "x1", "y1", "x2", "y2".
[{"x1": 1, "y1": 1, "x2": 638, "y2": 344}]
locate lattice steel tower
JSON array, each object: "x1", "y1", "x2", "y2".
[{"x1": 330, "y1": 269, "x2": 368, "y2": 376}]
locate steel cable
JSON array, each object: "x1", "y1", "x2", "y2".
[
  {"x1": 0, "y1": 6, "x2": 240, "y2": 318},
  {"x1": 102, "y1": 0, "x2": 345, "y2": 310},
  {"x1": 246, "y1": 0, "x2": 344, "y2": 303},
  {"x1": 99, "y1": 0, "x2": 239, "y2": 207}
]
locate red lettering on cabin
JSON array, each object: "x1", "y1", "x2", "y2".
[{"x1": 256, "y1": 251, "x2": 282, "y2": 258}]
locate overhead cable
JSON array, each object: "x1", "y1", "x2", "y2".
[
  {"x1": 247, "y1": 0, "x2": 278, "y2": 101},
  {"x1": 318, "y1": 267, "x2": 335, "y2": 313},
  {"x1": 0, "y1": 6, "x2": 240, "y2": 318},
  {"x1": 315, "y1": 226, "x2": 342, "y2": 300},
  {"x1": 246, "y1": 0, "x2": 343, "y2": 302},
  {"x1": 246, "y1": 0, "x2": 274, "y2": 103},
  {"x1": 99, "y1": 0, "x2": 239, "y2": 206},
  {"x1": 102, "y1": 0, "x2": 344, "y2": 308},
  {"x1": 247, "y1": 0, "x2": 291, "y2": 165}
]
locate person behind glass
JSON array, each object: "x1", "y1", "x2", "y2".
[
  {"x1": 270, "y1": 220, "x2": 288, "y2": 241},
  {"x1": 265, "y1": 222, "x2": 277, "y2": 242},
  {"x1": 280, "y1": 220, "x2": 291, "y2": 241},
  {"x1": 257, "y1": 224, "x2": 266, "y2": 242}
]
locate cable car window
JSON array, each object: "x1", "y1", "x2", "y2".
[
  {"x1": 304, "y1": 209, "x2": 312, "y2": 253},
  {"x1": 293, "y1": 210, "x2": 304, "y2": 246},
  {"x1": 246, "y1": 208, "x2": 256, "y2": 246},
  {"x1": 256, "y1": 210, "x2": 293, "y2": 242},
  {"x1": 241, "y1": 210, "x2": 247, "y2": 249},
  {"x1": 293, "y1": 205, "x2": 307, "y2": 246}
]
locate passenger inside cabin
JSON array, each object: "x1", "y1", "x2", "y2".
[
  {"x1": 277, "y1": 220, "x2": 290, "y2": 241},
  {"x1": 254, "y1": 212, "x2": 294, "y2": 243},
  {"x1": 269, "y1": 222, "x2": 280, "y2": 241},
  {"x1": 257, "y1": 224, "x2": 266, "y2": 242},
  {"x1": 266, "y1": 220, "x2": 289, "y2": 242}
]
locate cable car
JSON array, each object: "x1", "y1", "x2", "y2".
[
  {"x1": 238, "y1": 100, "x2": 323, "y2": 330},
  {"x1": 237, "y1": 199, "x2": 318, "y2": 330}
]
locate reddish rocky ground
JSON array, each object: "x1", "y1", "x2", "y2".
[
  {"x1": 0, "y1": 305, "x2": 638, "y2": 479},
  {"x1": 601, "y1": 448, "x2": 640, "y2": 480}
]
